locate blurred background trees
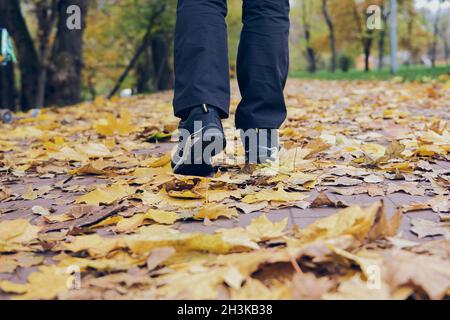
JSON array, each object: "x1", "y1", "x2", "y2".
[{"x1": 0, "y1": 0, "x2": 449, "y2": 111}]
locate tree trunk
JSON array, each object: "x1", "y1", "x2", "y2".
[
  {"x1": 0, "y1": 0, "x2": 40, "y2": 111},
  {"x1": 352, "y1": 0, "x2": 372, "y2": 72},
  {"x1": 322, "y1": 0, "x2": 337, "y2": 72},
  {"x1": 108, "y1": 3, "x2": 167, "y2": 98},
  {"x1": 378, "y1": 30, "x2": 385, "y2": 70},
  {"x1": 46, "y1": 0, "x2": 88, "y2": 106},
  {"x1": 135, "y1": 44, "x2": 153, "y2": 94},
  {"x1": 441, "y1": 32, "x2": 449, "y2": 65},
  {"x1": 390, "y1": 0, "x2": 398, "y2": 74},
  {"x1": 430, "y1": 3, "x2": 442, "y2": 68},
  {"x1": 35, "y1": 0, "x2": 58, "y2": 108},
  {"x1": 404, "y1": 15, "x2": 413, "y2": 66},
  {"x1": 151, "y1": 34, "x2": 174, "y2": 91},
  {"x1": 363, "y1": 32, "x2": 373, "y2": 72},
  {"x1": 0, "y1": 62, "x2": 16, "y2": 110},
  {"x1": 378, "y1": 4, "x2": 389, "y2": 70},
  {"x1": 301, "y1": 0, "x2": 316, "y2": 73}
]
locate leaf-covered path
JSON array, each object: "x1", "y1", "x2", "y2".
[{"x1": 0, "y1": 79, "x2": 449, "y2": 300}]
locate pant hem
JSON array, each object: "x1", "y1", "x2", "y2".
[{"x1": 174, "y1": 99, "x2": 230, "y2": 120}]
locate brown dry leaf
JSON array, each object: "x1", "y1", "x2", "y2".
[
  {"x1": 387, "y1": 182, "x2": 426, "y2": 196},
  {"x1": 384, "y1": 249, "x2": 450, "y2": 300},
  {"x1": 309, "y1": 192, "x2": 348, "y2": 208},
  {"x1": 42, "y1": 205, "x2": 127, "y2": 233},
  {"x1": 235, "y1": 201, "x2": 268, "y2": 214},
  {"x1": 410, "y1": 219, "x2": 450, "y2": 239},
  {"x1": 325, "y1": 177, "x2": 364, "y2": 187},
  {"x1": 429, "y1": 195, "x2": 450, "y2": 213},
  {"x1": 330, "y1": 186, "x2": 369, "y2": 196},
  {"x1": 291, "y1": 272, "x2": 335, "y2": 300},
  {"x1": 165, "y1": 177, "x2": 208, "y2": 199},
  {"x1": 242, "y1": 186, "x2": 308, "y2": 204},
  {"x1": 402, "y1": 195, "x2": 450, "y2": 214},
  {"x1": 376, "y1": 140, "x2": 406, "y2": 164},
  {"x1": 324, "y1": 275, "x2": 392, "y2": 300},
  {"x1": 147, "y1": 247, "x2": 176, "y2": 271},
  {"x1": 0, "y1": 187, "x2": 12, "y2": 201},
  {"x1": 366, "y1": 184, "x2": 385, "y2": 197}
]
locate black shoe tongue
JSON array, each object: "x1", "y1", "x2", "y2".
[{"x1": 184, "y1": 105, "x2": 222, "y2": 133}]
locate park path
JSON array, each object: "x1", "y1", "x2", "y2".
[{"x1": 0, "y1": 78, "x2": 449, "y2": 299}]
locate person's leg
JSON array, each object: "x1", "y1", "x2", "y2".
[
  {"x1": 173, "y1": 0, "x2": 230, "y2": 120},
  {"x1": 235, "y1": 0, "x2": 290, "y2": 130},
  {"x1": 172, "y1": 0, "x2": 229, "y2": 177}
]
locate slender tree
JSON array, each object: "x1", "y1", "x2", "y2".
[
  {"x1": 430, "y1": 0, "x2": 443, "y2": 68},
  {"x1": 108, "y1": 3, "x2": 167, "y2": 98},
  {"x1": 46, "y1": 0, "x2": 89, "y2": 106},
  {"x1": 0, "y1": 0, "x2": 40, "y2": 110},
  {"x1": 301, "y1": 0, "x2": 316, "y2": 73},
  {"x1": 352, "y1": 0, "x2": 375, "y2": 72},
  {"x1": 35, "y1": 0, "x2": 59, "y2": 108},
  {"x1": 322, "y1": 0, "x2": 337, "y2": 72},
  {"x1": 390, "y1": 0, "x2": 398, "y2": 74},
  {"x1": 378, "y1": 1, "x2": 389, "y2": 70},
  {"x1": 151, "y1": 32, "x2": 174, "y2": 91}
]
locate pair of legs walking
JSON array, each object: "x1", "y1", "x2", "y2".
[{"x1": 172, "y1": 0, "x2": 290, "y2": 176}]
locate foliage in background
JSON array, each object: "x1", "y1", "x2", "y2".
[{"x1": 0, "y1": 0, "x2": 449, "y2": 109}]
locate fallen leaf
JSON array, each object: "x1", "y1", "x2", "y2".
[
  {"x1": 410, "y1": 219, "x2": 450, "y2": 239},
  {"x1": 246, "y1": 214, "x2": 288, "y2": 241}
]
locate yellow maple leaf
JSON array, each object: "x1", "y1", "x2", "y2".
[
  {"x1": 299, "y1": 201, "x2": 397, "y2": 244},
  {"x1": 94, "y1": 109, "x2": 134, "y2": 136},
  {"x1": 246, "y1": 214, "x2": 288, "y2": 241},
  {"x1": 75, "y1": 142, "x2": 111, "y2": 158},
  {"x1": 117, "y1": 109, "x2": 134, "y2": 135},
  {"x1": 115, "y1": 209, "x2": 179, "y2": 233},
  {"x1": 76, "y1": 183, "x2": 134, "y2": 205},
  {"x1": 194, "y1": 205, "x2": 238, "y2": 221},
  {"x1": 146, "y1": 209, "x2": 179, "y2": 225},
  {"x1": 21, "y1": 185, "x2": 38, "y2": 201},
  {"x1": 0, "y1": 266, "x2": 71, "y2": 300},
  {"x1": 0, "y1": 219, "x2": 40, "y2": 246}
]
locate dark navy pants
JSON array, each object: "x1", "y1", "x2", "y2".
[{"x1": 173, "y1": 0, "x2": 290, "y2": 130}]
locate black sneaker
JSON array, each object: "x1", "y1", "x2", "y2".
[
  {"x1": 171, "y1": 104, "x2": 226, "y2": 177},
  {"x1": 241, "y1": 129, "x2": 280, "y2": 165}
]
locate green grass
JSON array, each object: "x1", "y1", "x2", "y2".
[{"x1": 290, "y1": 65, "x2": 450, "y2": 82}]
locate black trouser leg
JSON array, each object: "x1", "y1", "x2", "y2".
[
  {"x1": 235, "y1": 0, "x2": 290, "y2": 130},
  {"x1": 173, "y1": 0, "x2": 230, "y2": 120}
]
